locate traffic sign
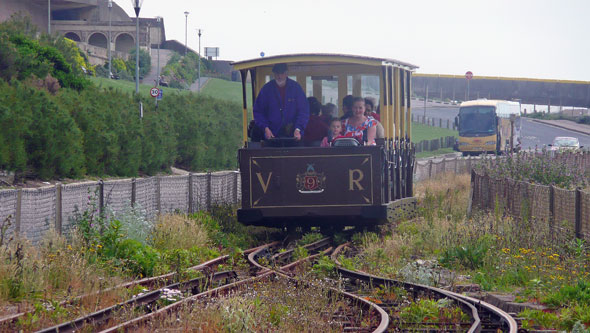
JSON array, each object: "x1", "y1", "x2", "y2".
[
  {"x1": 150, "y1": 87, "x2": 160, "y2": 97},
  {"x1": 465, "y1": 71, "x2": 473, "y2": 80}
]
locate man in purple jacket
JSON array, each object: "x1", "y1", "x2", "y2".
[{"x1": 253, "y1": 63, "x2": 309, "y2": 141}]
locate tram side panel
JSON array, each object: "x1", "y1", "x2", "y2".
[{"x1": 238, "y1": 146, "x2": 386, "y2": 226}]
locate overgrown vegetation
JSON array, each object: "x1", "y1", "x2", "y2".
[
  {"x1": 0, "y1": 15, "x2": 242, "y2": 180},
  {"x1": 161, "y1": 51, "x2": 212, "y2": 89},
  {"x1": 344, "y1": 172, "x2": 590, "y2": 331},
  {"x1": 475, "y1": 150, "x2": 590, "y2": 189},
  {"x1": 0, "y1": 200, "x2": 277, "y2": 330}
]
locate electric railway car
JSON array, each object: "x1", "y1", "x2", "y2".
[{"x1": 232, "y1": 54, "x2": 418, "y2": 229}]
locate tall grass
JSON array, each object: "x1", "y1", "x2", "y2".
[{"x1": 347, "y1": 171, "x2": 590, "y2": 330}]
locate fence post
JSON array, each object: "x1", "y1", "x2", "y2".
[
  {"x1": 575, "y1": 188, "x2": 582, "y2": 239},
  {"x1": 188, "y1": 173, "x2": 194, "y2": 214},
  {"x1": 131, "y1": 178, "x2": 136, "y2": 207},
  {"x1": 99, "y1": 180, "x2": 104, "y2": 217},
  {"x1": 234, "y1": 171, "x2": 239, "y2": 204},
  {"x1": 156, "y1": 176, "x2": 161, "y2": 215},
  {"x1": 447, "y1": 119, "x2": 450, "y2": 129},
  {"x1": 15, "y1": 189, "x2": 22, "y2": 236},
  {"x1": 428, "y1": 160, "x2": 433, "y2": 179},
  {"x1": 207, "y1": 172, "x2": 212, "y2": 211},
  {"x1": 56, "y1": 183, "x2": 62, "y2": 235},
  {"x1": 467, "y1": 169, "x2": 475, "y2": 216},
  {"x1": 439, "y1": 118, "x2": 442, "y2": 128},
  {"x1": 549, "y1": 185, "x2": 555, "y2": 232},
  {"x1": 454, "y1": 156, "x2": 458, "y2": 174}
]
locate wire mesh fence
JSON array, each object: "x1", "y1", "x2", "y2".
[{"x1": 0, "y1": 171, "x2": 241, "y2": 245}]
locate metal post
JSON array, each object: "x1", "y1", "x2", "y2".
[
  {"x1": 56, "y1": 184, "x2": 62, "y2": 235},
  {"x1": 197, "y1": 29, "x2": 202, "y2": 92},
  {"x1": 15, "y1": 189, "x2": 22, "y2": 235},
  {"x1": 108, "y1": 0, "x2": 112, "y2": 79},
  {"x1": 188, "y1": 173, "x2": 194, "y2": 213},
  {"x1": 184, "y1": 11, "x2": 189, "y2": 56},
  {"x1": 206, "y1": 172, "x2": 212, "y2": 211},
  {"x1": 99, "y1": 180, "x2": 105, "y2": 217},
  {"x1": 131, "y1": 178, "x2": 136, "y2": 207},
  {"x1": 134, "y1": 3, "x2": 140, "y2": 94},
  {"x1": 575, "y1": 188, "x2": 582, "y2": 239},
  {"x1": 156, "y1": 17, "x2": 161, "y2": 86},
  {"x1": 423, "y1": 84, "x2": 428, "y2": 118},
  {"x1": 47, "y1": 0, "x2": 51, "y2": 34}
]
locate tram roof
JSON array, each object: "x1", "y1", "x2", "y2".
[{"x1": 231, "y1": 53, "x2": 419, "y2": 71}]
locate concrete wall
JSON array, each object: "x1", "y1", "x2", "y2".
[
  {"x1": 0, "y1": 0, "x2": 48, "y2": 32},
  {"x1": 412, "y1": 74, "x2": 590, "y2": 108}
]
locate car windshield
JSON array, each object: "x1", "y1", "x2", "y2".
[{"x1": 553, "y1": 138, "x2": 579, "y2": 147}]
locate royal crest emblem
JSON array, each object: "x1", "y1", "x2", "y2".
[{"x1": 296, "y1": 164, "x2": 326, "y2": 194}]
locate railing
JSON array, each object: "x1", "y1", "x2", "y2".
[
  {"x1": 413, "y1": 136, "x2": 456, "y2": 153},
  {"x1": 412, "y1": 114, "x2": 458, "y2": 130}
]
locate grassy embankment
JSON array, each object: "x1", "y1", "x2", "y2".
[{"x1": 412, "y1": 122, "x2": 457, "y2": 158}]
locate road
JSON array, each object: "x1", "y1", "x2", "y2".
[{"x1": 415, "y1": 102, "x2": 590, "y2": 149}]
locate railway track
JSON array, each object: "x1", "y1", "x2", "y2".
[
  {"x1": 331, "y1": 243, "x2": 519, "y2": 333},
  {"x1": 1, "y1": 243, "x2": 273, "y2": 332}
]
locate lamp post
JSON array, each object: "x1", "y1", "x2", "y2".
[
  {"x1": 132, "y1": 0, "x2": 143, "y2": 94},
  {"x1": 184, "y1": 11, "x2": 189, "y2": 56},
  {"x1": 156, "y1": 16, "x2": 162, "y2": 86},
  {"x1": 197, "y1": 29, "x2": 201, "y2": 92},
  {"x1": 108, "y1": 0, "x2": 112, "y2": 79},
  {"x1": 47, "y1": 0, "x2": 51, "y2": 34}
]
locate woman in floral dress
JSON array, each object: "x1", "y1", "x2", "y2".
[{"x1": 342, "y1": 97, "x2": 377, "y2": 145}]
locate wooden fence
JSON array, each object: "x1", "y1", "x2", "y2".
[{"x1": 471, "y1": 170, "x2": 590, "y2": 241}]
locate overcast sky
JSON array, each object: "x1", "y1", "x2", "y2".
[{"x1": 118, "y1": 0, "x2": 589, "y2": 81}]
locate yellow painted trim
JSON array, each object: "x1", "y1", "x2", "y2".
[
  {"x1": 400, "y1": 70, "x2": 406, "y2": 139},
  {"x1": 406, "y1": 74, "x2": 412, "y2": 141},
  {"x1": 414, "y1": 73, "x2": 590, "y2": 85},
  {"x1": 353, "y1": 74, "x2": 362, "y2": 97},
  {"x1": 242, "y1": 108, "x2": 248, "y2": 145},
  {"x1": 338, "y1": 75, "x2": 348, "y2": 116},
  {"x1": 387, "y1": 66, "x2": 396, "y2": 139},
  {"x1": 380, "y1": 68, "x2": 389, "y2": 139},
  {"x1": 233, "y1": 55, "x2": 385, "y2": 70},
  {"x1": 393, "y1": 68, "x2": 403, "y2": 139},
  {"x1": 313, "y1": 79, "x2": 322, "y2": 102},
  {"x1": 296, "y1": 74, "x2": 306, "y2": 93}
]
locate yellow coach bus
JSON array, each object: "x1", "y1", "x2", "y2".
[{"x1": 455, "y1": 99, "x2": 521, "y2": 155}]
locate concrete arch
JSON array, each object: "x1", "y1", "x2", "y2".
[
  {"x1": 88, "y1": 32, "x2": 107, "y2": 48},
  {"x1": 115, "y1": 33, "x2": 134, "y2": 53},
  {"x1": 64, "y1": 32, "x2": 81, "y2": 41}
]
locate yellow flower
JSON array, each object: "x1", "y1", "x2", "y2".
[
  {"x1": 67, "y1": 245, "x2": 73, "y2": 251},
  {"x1": 501, "y1": 248, "x2": 511, "y2": 254}
]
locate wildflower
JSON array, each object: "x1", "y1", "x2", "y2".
[
  {"x1": 67, "y1": 245, "x2": 73, "y2": 251},
  {"x1": 501, "y1": 248, "x2": 511, "y2": 254}
]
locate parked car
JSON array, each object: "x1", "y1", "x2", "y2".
[{"x1": 549, "y1": 136, "x2": 581, "y2": 151}]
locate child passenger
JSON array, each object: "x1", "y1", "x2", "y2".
[{"x1": 321, "y1": 118, "x2": 344, "y2": 147}]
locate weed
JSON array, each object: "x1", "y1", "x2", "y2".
[
  {"x1": 292, "y1": 246, "x2": 309, "y2": 261},
  {"x1": 296, "y1": 232, "x2": 323, "y2": 246}
]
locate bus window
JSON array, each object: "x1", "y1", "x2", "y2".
[{"x1": 458, "y1": 106, "x2": 496, "y2": 135}]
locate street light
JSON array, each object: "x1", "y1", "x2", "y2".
[
  {"x1": 132, "y1": 0, "x2": 144, "y2": 94},
  {"x1": 47, "y1": 0, "x2": 51, "y2": 34},
  {"x1": 184, "y1": 11, "x2": 189, "y2": 56},
  {"x1": 197, "y1": 29, "x2": 201, "y2": 91},
  {"x1": 108, "y1": 0, "x2": 112, "y2": 79},
  {"x1": 156, "y1": 16, "x2": 162, "y2": 86}
]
